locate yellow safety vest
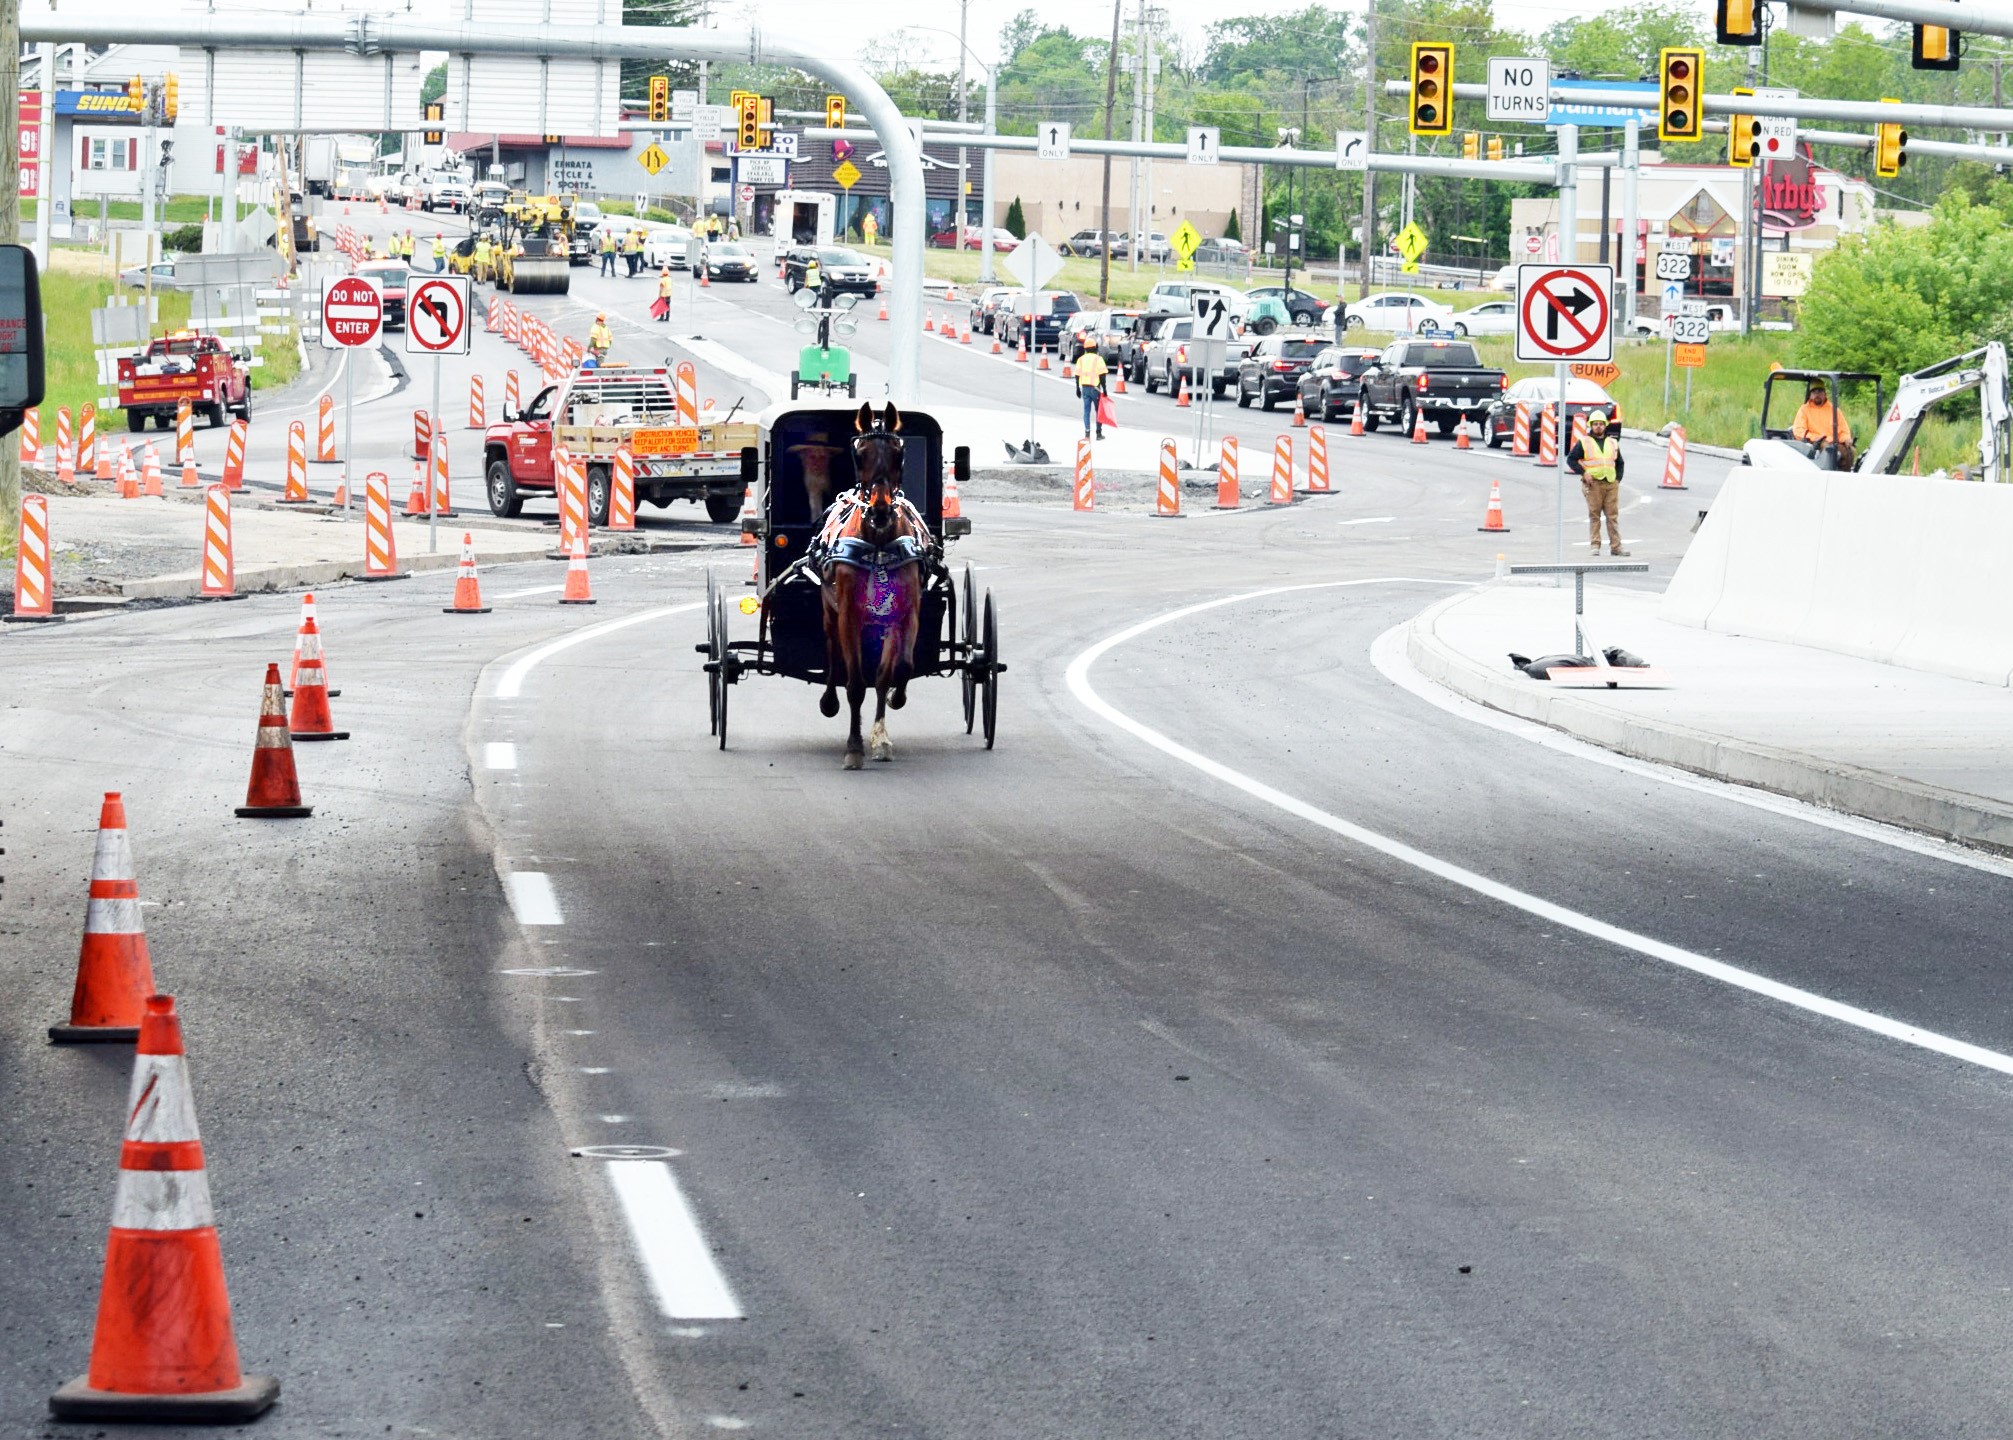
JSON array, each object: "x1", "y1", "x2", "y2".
[
  {"x1": 589, "y1": 324, "x2": 612, "y2": 350},
  {"x1": 626, "y1": 231, "x2": 643, "y2": 252},
  {"x1": 1582, "y1": 434, "x2": 1620, "y2": 484},
  {"x1": 432, "y1": 238, "x2": 446, "y2": 258},
  {"x1": 658, "y1": 274, "x2": 675, "y2": 298},
  {"x1": 600, "y1": 230, "x2": 616, "y2": 253},
  {"x1": 474, "y1": 240, "x2": 491, "y2": 263}
]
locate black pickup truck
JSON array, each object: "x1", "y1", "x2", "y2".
[{"x1": 1358, "y1": 335, "x2": 1507, "y2": 437}]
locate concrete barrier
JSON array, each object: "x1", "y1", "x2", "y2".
[{"x1": 1662, "y1": 466, "x2": 2013, "y2": 687}]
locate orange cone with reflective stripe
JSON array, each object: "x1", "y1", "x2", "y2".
[
  {"x1": 737, "y1": 482, "x2": 758, "y2": 546},
  {"x1": 49, "y1": 792, "x2": 158, "y2": 1044},
  {"x1": 403, "y1": 462, "x2": 430, "y2": 517},
  {"x1": 1174, "y1": 371, "x2": 1190, "y2": 408},
  {"x1": 942, "y1": 467, "x2": 963, "y2": 520},
  {"x1": 235, "y1": 665, "x2": 312, "y2": 818},
  {"x1": 1454, "y1": 417, "x2": 1472, "y2": 450},
  {"x1": 1478, "y1": 478, "x2": 1510, "y2": 533},
  {"x1": 1349, "y1": 397, "x2": 1365, "y2": 437},
  {"x1": 287, "y1": 593, "x2": 338, "y2": 696},
  {"x1": 141, "y1": 445, "x2": 164, "y2": 498},
  {"x1": 287, "y1": 619, "x2": 348, "y2": 741},
  {"x1": 558, "y1": 533, "x2": 596, "y2": 604},
  {"x1": 1410, "y1": 407, "x2": 1429, "y2": 444},
  {"x1": 48, "y1": 994, "x2": 280, "y2": 1422},
  {"x1": 443, "y1": 533, "x2": 490, "y2": 614}
]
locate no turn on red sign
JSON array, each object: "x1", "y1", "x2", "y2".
[
  {"x1": 1515, "y1": 263, "x2": 1613, "y2": 364},
  {"x1": 320, "y1": 275, "x2": 382, "y2": 350}
]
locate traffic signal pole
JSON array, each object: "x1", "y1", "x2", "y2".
[{"x1": 1555, "y1": 123, "x2": 1576, "y2": 567}]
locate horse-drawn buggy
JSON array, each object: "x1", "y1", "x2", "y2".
[{"x1": 701, "y1": 402, "x2": 1004, "y2": 767}]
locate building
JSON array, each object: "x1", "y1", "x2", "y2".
[{"x1": 986, "y1": 151, "x2": 1243, "y2": 247}]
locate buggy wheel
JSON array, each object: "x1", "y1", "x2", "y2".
[
  {"x1": 704, "y1": 571, "x2": 722, "y2": 736},
  {"x1": 980, "y1": 591, "x2": 1000, "y2": 750},
  {"x1": 960, "y1": 564, "x2": 978, "y2": 733},
  {"x1": 714, "y1": 591, "x2": 732, "y2": 750}
]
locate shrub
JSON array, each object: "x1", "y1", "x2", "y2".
[
  {"x1": 1004, "y1": 196, "x2": 1025, "y2": 239},
  {"x1": 164, "y1": 222, "x2": 204, "y2": 254}
]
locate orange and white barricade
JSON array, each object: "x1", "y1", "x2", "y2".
[
  {"x1": 1512, "y1": 402, "x2": 1531, "y2": 456},
  {"x1": 221, "y1": 418, "x2": 248, "y2": 490},
  {"x1": 504, "y1": 369, "x2": 521, "y2": 417},
  {"x1": 79, "y1": 403, "x2": 98, "y2": 478},
  {"x1": 1568, "y1": 412, "x2": 1589, "y2": 458},
  {"x1": 360, "y1": 472, "x2": 406, "y2": 580},
  {"x1": 609, "y1": 446, "x2": 637, "y2": 531},
  {"x1": 200, "y1": 485, "x2": 237, "y2": 598},
  {"x1": 175, "y1": 400, "x2": 194, "y2": 465},
  {"x1": 55, "y1": 430, "x2": 76, "y2": 484},
  {"x1": 1660, "y1": 424, "x2": 1689, "y2": 490},
  {"x1": 556, "y1": 450, "x2": 588, "y2": 553},
  {"x1": 1269, "y1": 436, "x2": 1294, "y2": 504},
  {"x1": 1214, "y1": 435, "x2": 1240, "y2": 509},
  {"x1": 9, "y1": 494, "x2": 58, "y2": 621},
  {"x1": 316, "y1": 393, "x2": 337, "y2": 461},
  {"x1": 675, "y1": 361, "x2": 699, "y2": 426},
  {"x1": 17, "y1": 405, "x2": 37, "y2": 465},
  {"x1": 412, "y1": 409, "x2": 430, "y2": 462},
  {"x1": 468, "y1": 375, "x2": 485, "y2": 429},
  {"x1": 1154, "y1": 438, "x2": 1182, "y2": 518},
  {"x1": 54, "y1": 405, "x2": 72, "y2": 472},
  {"x1": 279, "y1": 421, "x2": 312, "y2": 504},
  {"x1": 1535, "y1": 408, "x2": 1558, "y2": 466},
  {"x1": 429, "y1": 421, "x2": 454, "y2": 516},
  {"x1": 1305, "y1": 425, "x2": 1330, "y2": 493},
  {"x1": 1073, "y1": 439, "x2": 1095, "y2": 512}
]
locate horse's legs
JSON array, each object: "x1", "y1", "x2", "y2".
[
  {"x1": 831, "y1": 574, "x2": 867, "y2": 769},
  {"x1": 819, "y1": 576, "x2": 844, "y2": 719},
  {"x1": 868, "y1": 645, "x2": 896, "y2": 762}
]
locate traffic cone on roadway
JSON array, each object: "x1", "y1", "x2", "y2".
[
  {"x1": 737, "y1": 483, "x2": 758, "y2": 546},
  {"x1": 47, "y1": 994, "x2": 280, "y2": 1423},
  {"x1": 1454, "y1": 417, "x2": 1472, "y2": 450},
  {"x1": 878, "y1": 296, "x2": 889, "y2": 322},
  {"x1": 48, "y1": 792, "x2": 158, "y2": 1044},
  {"x1": 1410, "y1": 408, "x2": 1429, "y2": 444},
  {"x1": 924, "y1": 310, "x2": 936, "y2": 334},
  {"x1": 235, "y1": 665, "x2": 313, "y2": 819},
  {"x1": 1113, "y1": 371, "x2": 1127, "y2": 396},
  {"x1": 286, "y1": 593, "x2": 338, "y2": 697},
  {"x1": 1062, "y1": 357, "x2": 1074, "y2": 380},
  {"x1": 1291, "y1": 397, "x2": 1306, "y2": 428},
  {"x1": 1349, "y1": 397, "x2": 1366, "y2": 437},
  {"x1": 1478, "y1": 479, "x2": 1510, "y2": 533},
  {"x1": 943, "y1": 469, "x2": 964, "y2": 520},
  {"x1": 991, "y1": 333, "x2": 1002, "y2": 355},
  {"x1": 1038, "y1": 350, "x2": 1050, "y2": 371},
  {"x1": 286, "y1": 619, "x2": 348, "y2": 741},
  {"x1": 180, "y1": 458, "x2": 200, "y2": 490},
  {"x1": 558, "y1": 534, "x2": 596, "y2": 605},
  {"x1": 1175, "y1": 372, "x2": 1191, "y2": 408},
  {"x1": 142, "y1": 445, "x2": 164, "y2": 498},
  {"x1": 402, "y1": 463, "x2": 429, "y2": 517},
  {"x1": 444, "y1": 533, "x2": 491, "y2": 614}
]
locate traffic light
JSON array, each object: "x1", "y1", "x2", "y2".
[
  {"x1": 826, "y1": 94, "x2": 846, "y2": 130},
  {"x1": 1875, "y1": 98, "x2": 1908, "y2": 177},
  {"x1": 1462, "y1": 131, "x2": 1478, "y2": 160},
  {"x1": 648, "y1": 75, "x2": 669, "y2": 123},
  {"x1": 424, "y1": 101, "x2": 443, "y2": 146},
  {"x1": 126, "y1": 75, "x2": 143, "y2": 111},
  {"x1": 1487, "y1": 135, "x2": 1503, "y2": 162},
  {"x1": 1716, "y1": 0, "x2": 1761, "y2": 45},
  {"x1": 1728, "y1": 86, "x2": 1759, "y2": 167},
  {"x1": 757, "y1": 95, "x2": 774, "y2": 148},
  {"x1": 162, "y1": 73, "x2": 179, "y2": 123},
  {"x1": 1912, "y1": 21, "x2": 1959, "y2": 70},
  {"x1": 1658, "y1": 47, "x2": 1704, "y2": 143},
  {"x1": 737, "y1": 94, "x2": 761, "y2": 151},
  {"x1": 1409, "y1": 42, "x2": 1453, "y2": 137}
]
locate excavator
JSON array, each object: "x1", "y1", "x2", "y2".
[{"x1": 1739, "y1": 343, "x2": 2011, "y2": 483}]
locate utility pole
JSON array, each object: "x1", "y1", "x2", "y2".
[
  {"x1": 1, "y1": 0, "x2": 19, "y2": 531},
  {"x1": 1099, "y1": 0, "x2": 1120, "y2": 302},
  {"x1": 956, "y1": 0, "x2": 970, "y2": 257},
  {"x1": 1125, "y1": 13, "x2": 1141, "y2": 272},
  {"x1": 1358, "y1": 0, "x2": 1377, "y2": 300}
]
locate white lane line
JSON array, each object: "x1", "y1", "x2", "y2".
[
  {"x1": 505, "y1": 871, "x2": 565, "y2": 926},
  {"x1": 604, "y1": 1160, "x2": 745, "y2": 1320},
  {"x1": 495, "y1": 603, "x2": 700, "y2": 698},
  {"x1": 1067, "y1": 579, "x2": 2013, "y2": 1080},
  {"x1": 1339, "y1": 516, "x2": 1396, "y2": 526},
  {"x1": 483, "y1": 742, "x2": 518, "y2": 770},
  {"x1": 497, "y1": 583, "x2": 565, "y2": 599},
  {"x1": 1368, "y1": 621, "x2": 2013, "y2": 881}
]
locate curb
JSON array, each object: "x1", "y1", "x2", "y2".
[{"x1": 1404, "y1": 588, "x2": 2013, "y2": 856}]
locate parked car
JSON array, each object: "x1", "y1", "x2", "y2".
[
  {"x1": 117, "y1": 261, "x2": 185, "y2": 290},
  {"x1": 702, "y1": 242, "x2": 758, "y2": 282},
  {"x1": 1236, "y1": 331, "x2": 1331, "y2": 410},
  {"x1": 1060, "y1": 229, "x2": 1119, "y2": 257},
  {"x1": 1295, "y1": 345, "x2": 1386, "y2": 423},
  {"x1": 974, "y1": 286, "x2": 1019, "y2": 335},
  {"x1": 1114, "y1": 231, "x2": 1172, "y2": 263},
  {"x1": 1451, "y1": 299, "x2": 1516, "y2": 337},
  {"x1": 1484, "y1": 377, "x2": 1619, "y2": 448},
  {"x1": 1357, "y1": 336, "x2": 1507, "y2": 437},
  {"x1": 1245, "y1": 284, "x2": 1330, "y2": 327},
  {"x1": 997, "y1": 291, "x2": 1083, "y2": 353},
  {"x1": 1141, "y1": 312, "x2": 1252, "y2": 398},
  {"x1": 1193, "y1": 237, "x2": 1249, "y2": 266},
  {"x1": 356, "y1": 258, "x2": 412, "y2": 330},
  {"x1": 1488, "y1": 265, "x2": 1517, "y2": 291},
  {"x1": 1144, "y1": 280, "x2": 1248, "y2": 328},
  {"x1": 1341, "y1": 290, "x2": 1455, "y2": 333},
  {"x1": 783, "y1": 245, "x2": 878, "y2": 296},
  {"x1": 964, "y1": 227, "x2": 1020, "y2": 252}
]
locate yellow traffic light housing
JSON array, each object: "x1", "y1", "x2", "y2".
[
  {"x1": 648, "y1": 75, "x2": 670, "y2": 123},
  {"x1": 1410, "y1": 43, "x2": 1453, "y2": 136},
  {"x1": 1728, "y1": 87, "x2": 1758, "y2": 167},
  {"x1": 737, "y1": 95, "x2": 761, "y2": 151},
  {"x1": 1716, "y1": 0, "x2": 1761, "y2": 45},
  {"x1": 1875, "y1": 99, "x2": 1908, "y2": 177},
  {"x1": 1461, "y1": 131, "x2": 1478, "y2": 160},
  {"x1": 1487, "y1": 136, "x2": 1503, "y2": 162},
  {"x1": 126, "y1": 75, "x2": 144, "y2": 111},
  {"x1": 1913, "y1": 22, "x2": 1960, "y2": 70},
  {"x1": 757, "y1": 95, "x2": 774, "y2": 149},
  {"x1": 163, "y1": 73, "x2": 179, "y2": 123},
  {"x1": 423, "y1": 101, "x2": 444, "y2": 146},
  {"x1": 826, "y1": 94, "x2": 846, "y2": 130},
  {"x1": 1658, "y1": 47, "x2": 1704, "y2": 143}
]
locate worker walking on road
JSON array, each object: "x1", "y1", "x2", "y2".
[
  {"x1": 599, "y1": 226, "x2": 618, "y2": 277},
  {"x1": 655, "y1": 267, "x2": 675, "y2": 323},
  {"x1": 588, "y1": 313, "x2": 614, "y2": 360},
  {"x1": 1075, "y1": 346, "x2": 1110, "y2": 441},
  {"x1": 624, "y1": 228, "x2": 645, "y2": 277},
  {"x1": 431, "y1": 233, "x2": 447, "y2": 272},
  {"x1": 472, "y1": 233, "x2": 493, "y2": 282},
  {"x1": 1792, "y1": 380, "x2": 1856, "y2": 469},
  {"x1": 1566, "y1": 410, "x2": 1628, "y2": 556}
]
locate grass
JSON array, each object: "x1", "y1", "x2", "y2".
[{"x1": 25, "y1": 195, "x2": 216, "y2": 225}]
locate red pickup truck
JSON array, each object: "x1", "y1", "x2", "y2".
[{"x1": 117, "y1": 330, "x2": 252, "y2": 432}]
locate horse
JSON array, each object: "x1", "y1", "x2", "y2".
[{"x1": 818, "y1": 402, "x2": 929, "y2": 770}]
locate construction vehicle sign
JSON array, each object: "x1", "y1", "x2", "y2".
[{"x1": 632, "y1": 426, "x2": 700, "y2": 456}]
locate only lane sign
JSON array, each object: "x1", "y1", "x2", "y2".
[
  {"x1": 1515, "y1": 263, "x2": 1613, "y2": 363},
  {"x1": 321, "y1": 275, "x2": 382, "y2": 351}
]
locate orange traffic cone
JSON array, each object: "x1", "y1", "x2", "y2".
[
  {"x1": 1478, "y1": 478, "x2": 1510, "y2": 532},
  {"x1": 1291, "y1": 398, "x2": 1306, "y2": 428},
  {"x1": 558, "y1": 534, "x2": 596, "y2": 605},
  {"x1": 235, "y1": 665, "x2": 313, "y2": 818},
  {"x1": 142, "y1": 445, "x2": 164, "y2": 497},
  {"x1": 737, "y1": 483, "x2": 758, "y2": 546},
  {"x1": 1113, "y1": 371, "x2": 1127, "y2": 396},
  {"x1": 1349, "y1": 398, "x2": 1366, "y2": 437},
  {"x1": 286, "y1": 619, "x2": 348, "y2": 741},
  {"x1": 180, "y1": 458, "x2": 200, "y2": 490},
  {"x1": 331, "y1": 480, "x2": 349, "y2": 508},
  {"x1": 1410, "y1": 408, "x2": 1429, "y2": 444},
  {"x1": 402, "y1": 463, "x2": 429, "y2": 517},
  {"x1": 443, "y1": 533, "x2": 490, "y2": 613},
  {"x1": 943, "y1": 469, "x2": 963, "y2": 520},
  {"x1": 48, "y1": 792, "x2": 158, "y2": 1044},
  {"x1": 1038, "y1": 350, "x2": 1050, "y2": 371},
  {"x1": 1454, "y1": 417, "x2": 1472, "y2": 450},
  {"x1": 286, "y1": 593, "x2": 339, "y2": 697},
  {"x1": 48, "y1": 994, "x2": 280, "y2": 1423},
  {"x1": 877, "y1": 296, "x2": 889, "y2": 322},
  {"x1": 1062, "y1": 357, "x2": 1074, "y2": 380},
  {"x1": 1175, "y1": 372, "x2": 1191, "y2": 408},
  {"x1": 700, "y1": 268, "x2": 711, "y2": 288},
  {"x1": 924, "y1": 310, "x2": 937, "y2": 333},
  {"x1": 991, "y1": 334, "x2": 1002, "y2": 355}
]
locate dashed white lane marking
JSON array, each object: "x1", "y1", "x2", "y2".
[
  {"x1": 497, "y1": 583, "x2": 565, "y2": 599},
  {"x1": 1339, "y1": 516, "x2": 1396, "y2": 525},
  {"x1": 495, "y1": 603, "x2": 700, "y2": 699},
  {"x1": 604, "y1": 1160, "x2": 745, "y2": 1320},
  {"x1": 504, "y1": 872, "x2": 565, "y2": 926},
  {"x1": 483, "y1": 742, "x2": 518, "y2": 770},
  {"x1": 1067, "y1": 579, "x2": 2013, "y2": 1081}
]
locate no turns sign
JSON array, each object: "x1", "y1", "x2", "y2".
[
  {"x1": 1515, "y1": 263, "x2": 1613, "y2": 364},
  {"x1": 320, "y1": 275, "x2": 382, "y2": 350}
]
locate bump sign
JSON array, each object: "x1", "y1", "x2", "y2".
[
  {"x1": 1515, "y1": 263, "x2": 1613, "y2": 363},
  {"x1": 405, "y1": 275, "x2": 472, "y2": 356},
  {"x1": 320, "y1": 276, "x2": 382, "y2": 350}
]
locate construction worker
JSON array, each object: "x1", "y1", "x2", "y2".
[
  {"x1": 624, "y1": 226, "x2": 645, "y2": 277},
  {"x1": 599, "y1": 225, "x2": 618, "y2": 277},
  {"x1": 1566, "y1": 410, "x2": 1628, "y2": 556},
  {"x1": 656, "y1": 266, "x2": 675, "y2": 323},
  {"x1": 1792, "y1": 380, "x2": 1856, "y2": 468},
  {"x1": 402, "y1": 228, "x2": 416, "y2": 261},
  {"x1": 588, "y1": 313, "x2": 614, "y2": 360},
  {"x1": 472, "y1": 233, "x2": 493, "y2": 282},
  {"x1": 800, "y1": 253, "x2": 823, "y2": 299},
  {"x1": 1075, "y1": 344, "x2": 1110, "y2": 441},
  {"x1": 431, "y1": 233, "x2": 447, "y2": 272}
]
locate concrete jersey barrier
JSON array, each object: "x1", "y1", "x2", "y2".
[{"x1": 1662, "y1": 466, "x2": 2013, "y2": 687}]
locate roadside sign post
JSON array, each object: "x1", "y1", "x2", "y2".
[
  {"x1": 321, "y1": 274, "x2": 383, "y2": 515},
  {"x1": 405, "y1": 274, "x2": 472, "y2": 554},
  {"x1": 1672, "y1": 304, "x2": 1710, "y2": 414},
  {"x1": 1519, "y1": 126, "x2": 1597, "y2": 560},
  {"x1": 1192, "y1": 299, "x2": 1230, "y2": 471},
  {"x1": 1656, "y1": 249, "x2": 1692, "y2": 411},
  {"x1": 1003, "y1": 233, "x2": 1062, "y2": 452}
]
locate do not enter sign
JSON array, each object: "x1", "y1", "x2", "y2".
[{"x1": 321, "y1": 276, "x2": 383, "y2": 350}]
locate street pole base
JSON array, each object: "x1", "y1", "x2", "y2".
[{"x1": 51, "y1": 1374, "x2": 279, "y2": 1423}]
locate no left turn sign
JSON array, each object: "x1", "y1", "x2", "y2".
[
  {"x1": 405, "y1": 274, "x2": 472, "y2": 356},
  {"x1": 1515, "y1": 263, "x2": 1613, "y2": 364}
]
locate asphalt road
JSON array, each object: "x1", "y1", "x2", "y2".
[{"x1": 9, "y1": 221, "x2": 2012, "y2": 1437}]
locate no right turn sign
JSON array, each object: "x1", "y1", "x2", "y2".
[{"x1": 1515, "y1": 263, "x2": 1613, "y2": 364}]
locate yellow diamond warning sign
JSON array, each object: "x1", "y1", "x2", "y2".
[{"x1": 637, "y1": 142, "x2": 669, "y2": 176}]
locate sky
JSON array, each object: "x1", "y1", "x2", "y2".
[{"x1": 705, "y1": 0, "x2": 1713, "y2": 71}]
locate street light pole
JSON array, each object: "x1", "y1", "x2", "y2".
[{"x1": 956, "y1": 0, "x2": 968, "y2": 257}]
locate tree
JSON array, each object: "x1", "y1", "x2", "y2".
[
  {"x1": 1004, "y1": 196, "x2": 1027, "y2": 238},
  {"x1": 1223, "y1": 208, "x2": 1240, "y2": 241},
  {"x1": 421, "y1": 62, "x2": 447, "y2": 107},
  {"x1": 620, "y1": 0, "x2": 708, "y2": 93}
]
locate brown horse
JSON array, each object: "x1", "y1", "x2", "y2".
[{"x1": 820, "y1": 403, "x2": 928, "y2": 769}]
